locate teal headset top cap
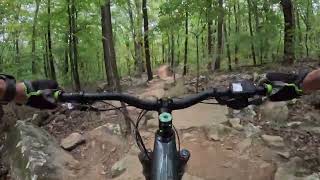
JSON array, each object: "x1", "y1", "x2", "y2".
[{"x1": 159, "y1": 112, "x2": 172, "y2": 123}]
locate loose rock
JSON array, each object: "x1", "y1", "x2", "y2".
[
  {"x1": 236, "y1": 138, "x2": 252, "y2": 153},
  {"x1": 228, "y1": 118, "x2": 243, "y2": 131},
  {"x1": 243, "y1": 123, "x2": 261, "y2": 137},
  {"x1": 276, "y1": 151, "x2": 291, "y2": 159},
  {"x1": 287, "y1": 121, "x2": 302, "y2": 128},
  {"x1": 105, "y1": 123, "x2": 122, "y2": 135},
  {"x1": 206, "y1": 124, "x2": 232, "y2": 141},
  {"x1": 261, "y1": 134, "x2": 285, "y2": 148},
  {"x1": 260, "y1": 102, "x2": 289, "y2": 125},
  {"x1": 61, "y1": 132, "x2": 85, "y2": 150}
]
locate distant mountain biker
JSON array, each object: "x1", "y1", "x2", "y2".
[{"x1": 0, "y1": 70, "x2": 318, "y2": 109}]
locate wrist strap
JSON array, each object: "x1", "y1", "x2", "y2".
[{"x1": 0, "y1": 74, "x2": 16, "y2": 103}]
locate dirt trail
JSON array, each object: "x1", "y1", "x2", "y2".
[{"x1": 109, "y1": 78, "x2": 277, "y2": 180}]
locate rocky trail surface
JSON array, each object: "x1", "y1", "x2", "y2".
[{"x1": 1, "y1": 63, "x2": 320, "y2": 180}]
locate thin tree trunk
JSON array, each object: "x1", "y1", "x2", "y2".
[
  {"x1": 171, "y1": 34, "x2": 174, "y2": 68},
  {"x1": 304, "y1": 0, "x2": 311, "y2": 57},
  {"x1": 213, "y1": 0, "x2": 223, "y2": 70},
  {"x1": 234, "y1": 1, "x2": 239, "y2": 66},
  {"x1": 71, "y1": 0, "x2": 81, "y2": 90},
  {"x1": 196, "y1": 35, "x2": 200, "y2": 93},
  {"x1": 14, "y1": 4, "x2": 21, "y2": 64},
  {"x1": 47, "y1": 0, "x2": 56, "y2": 81},
  {"x1": 125, "y1": 41, "x2": 131, "y2": 76},
  {"x1": 183, "y1": 10, "x2": 188, "y2": 76},
  {"x1": 247, "y1": 0, "x2": 257, "y2": 66},
  {"x1": 296, "y1": 10, "x2": 303, "y2": 57},
  {"x1": 43, "y1": 35, "x2": 49, "y2": 78},
  {"x1": 67, "y1": 0, "x2": 74, "y2": 84},
  {"x1": 127, "y1": 0, "x2": 141, "y2": 74},
  {"x1": 262, "y1": 0, "x2": 271, "y2": 60},
  {"x1": 64, "y1": 32, "x2": 69, "y2": 74},
  {"x1": 225, "y1": 7, "x2": 232, "y2": 71},
  {"x1": 142, "y1": 0, "x2": 153, "y2": 81},
  {"x1": 202, "y1": 35, "x2": 205, "y2": 61},
  {"x1": 105, "y1": 0, "x2": 131, "y2": 136},
  {"x1": 134, "y1": 0, "x2": 144, "y2": 74},
  {"x1": 162, "y1": 38, "x2": 165, "y2": 63},
  {"x1": 177, "y1": 35, "x2": 180, "y2": 65},
  {"x1": 252, "y1": 1, "x2": 263, "y2": 64},
  {"x1": 207, "y1": 0, "x2": 213, "y2": 57},
  {"x1": 281, "y1": 0, "x2": 295, "y2": 64},
  {"x1": 31, "y1": 0, "x2": 40, "y2": 74},
  {"x1": 101, "y1": 5, "x2": 113, "y2": 85}
]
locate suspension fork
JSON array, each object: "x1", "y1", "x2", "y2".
[{"x1": 138, "y1": 112, "x2": 190, "y2": 180}]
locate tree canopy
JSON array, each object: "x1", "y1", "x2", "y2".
[{"x1": 0, "y1": 0, "x2": 319, "y2": 89}]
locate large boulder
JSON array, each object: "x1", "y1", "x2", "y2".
[{"x1": 3, "y1": 121, "x2": 79, "y2": 180}]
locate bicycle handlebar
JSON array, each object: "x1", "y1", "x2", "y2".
[{"x1": 58, "y1": 85, "x2": 268, "y2": 111}]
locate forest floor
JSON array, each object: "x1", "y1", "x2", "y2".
[{"x1": 1, "y1": 60, "x2": 320, "y2": 179}]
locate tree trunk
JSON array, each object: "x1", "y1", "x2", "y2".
[
  {"x1": 225, "y1": 7, "x2": 232, "y2": 71},
  {"x1": 170, "y1": 34, "x2": 175, "y2": 68},
  {"x1": 67, "y1": 0, "x2": 74, "y2": 83},
  {"x1": 134, "y1": 0, "x2": 144, "y2": 74},
  {"x1": 280, "y1": 0, "x2": 295, "y2": 64},
  {"x1": 162, "y1": 38, "x2": 165, "y2": 63},
  {"x1": 247, "y1": 0, "x2": 257, "y2": 66},
  {"x1": 105, "y1": 0, "x2": 131, "y2": 136},
  {"x1": 67, "y1": 0, "x2": 81, "y2": 91},
  {"x1": 101, "y1": 5, "x2": 113, "y2": 86},
  {"x1": 43, "y1": 35, "x2": 49, "y2": 78},
  {"x1": 234, "y1": 1, "x2": 239, "y2": 66},
  {"x1": 213, "y1": 0, "x2": 223, "y2": 70},
  {"x1": 177, "y1": 35, "x2": 180, "y2": 65},
  {"x1": 207, "y1": 0, "x2": 213, "y2": 57},
  {"x1": 262, "y1": 0, "x2": 271, "y2": 59},
  {"x1": 142, "y1": 0, "x2": 153, "y2": 81},
  {"x1": 195, "y1": 35, "x2": 200, "y2": 93},
  {"x1": 252, "y1": 1, "x2": 263, "y2": 64},
  {"x1": 64, "y1": 32, "x2": 69, "y2": 74},
  {"x1": 304, "y1": 0, "x2": 311, "y2": 57},
  {"x1": 125, "y1": 41, "x2": 131, "y2": 76},
  {"x1": 14, "y1": 4, "x2": 21, "y2": 64},
  {"x1": 31, "y1": 0, "x2": 40, "y2": 75},
  {"x1": 296, "y1": 10, "x2": 303, "y2": 57},
  {"x1": 127, "y1": 0, "x2": 142, "y2": 75},
  {"x1": 47, "y1": 0, "x2": 56, "y2": 81},
  {"x1": 183, "y1": 10, "x2": 188, "y2": 76}
]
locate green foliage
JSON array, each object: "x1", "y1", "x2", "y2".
[{"x1": 0, "y1": 0, "x2": 319, "y2": 86}]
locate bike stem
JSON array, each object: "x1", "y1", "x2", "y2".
[{"x1": 158, "y1": 99, "x2": 174, "y2": 138}]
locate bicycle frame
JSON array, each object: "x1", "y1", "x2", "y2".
[{"x1": 139, "y1": 112, "x2": 190, "y2": 180}]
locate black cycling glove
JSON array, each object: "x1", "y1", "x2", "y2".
[
  {"x1": 24, "y1": 80, "x2": 60, "y2": 109},
  {"x1": 261, "y1": 70, "x2": 309, "y2": 101}
]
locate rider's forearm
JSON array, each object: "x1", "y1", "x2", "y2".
[
  {"x1": 0, "y1": 80, "x2": 28, "y2": 104},
  {"x1": 302, "y1": 69, "x2": 320, "y2": 93}
]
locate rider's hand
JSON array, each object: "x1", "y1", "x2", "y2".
[
  {"x1": 260, "y1": 71, "x2": 309, "y2": 101},
  {"x1": 23, "y1": 80, "x2": 60, "y2": 109}
]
